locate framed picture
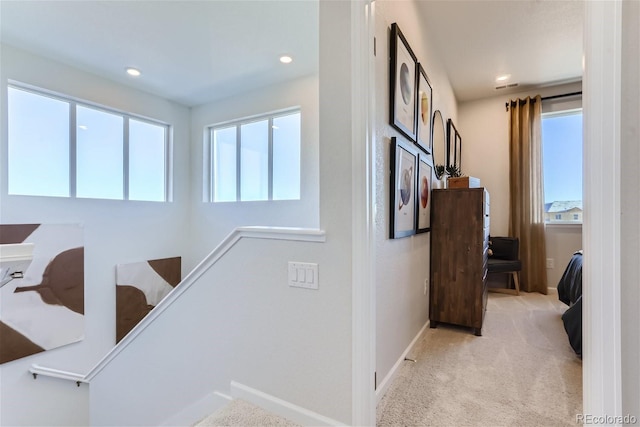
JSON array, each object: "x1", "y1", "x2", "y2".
[
  {"x1": 455, "y1": 132, "x2": 462, "y2": 172},
  {"x1": 416, "y1": 64, "x2": 433, "y2": 154},
  {"x1": 390, "y1": 137, "x2": 418, "y2": 239},
  {"x1": 446, "y1": 118, "x2": 459, "y2": 170},
  {"x1": 390, "y1": 23, "x2": 418, "y2": 142},
  {"x1": 416, "y1": 153, "x2": 432, "y2": 233}
]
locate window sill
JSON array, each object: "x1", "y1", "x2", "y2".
[{"x1": 545, "y1": 222, "x2": 583, "y2": 229}]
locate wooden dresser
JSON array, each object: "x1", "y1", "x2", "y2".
[{"x1": 429, "y1": 187, "x2": 490, "y2": 336}]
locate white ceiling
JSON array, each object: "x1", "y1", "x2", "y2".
[
  {"x1": 0, "y1": 0, "x2": 319, "y2": 107},
  {"x1": 0, "y1": 0, "x2": 583, "y2": 106},
  {"x1": 416, "y1": 0, "x2": 584, "y2": 102}
]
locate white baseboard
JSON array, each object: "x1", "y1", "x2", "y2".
[
  {"x1": 161, "y1": 389, "x2": 231, "y2": 427},
  {"x1": 230, "y1": 381, "x2": 344, "y2": 426},
  {"x1": 375, "y1": 320, "x2": 429, "y2": 403}
]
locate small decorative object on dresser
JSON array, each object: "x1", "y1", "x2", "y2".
[
  {"x1": 429, "y1": 187, "x2": 490, "y2": 336},
  {"x1": 447, "y1": 176, "x2": 481, "y2": 189}
]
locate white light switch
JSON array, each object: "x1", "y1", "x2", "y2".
[{"x1": 288, "y1": 262, "x2": 319, "y2": 290}]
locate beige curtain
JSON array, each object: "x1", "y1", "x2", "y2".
[{"x1": 508, "y1": 96, "x2": 548, "y2": 294}]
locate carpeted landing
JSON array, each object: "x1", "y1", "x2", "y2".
[
  {"x1": 377, "y1": 291, "x2": 582, "y2": 426},
  {"x1": 194, "y1": 399, "x2": 299, "y2": 426}
]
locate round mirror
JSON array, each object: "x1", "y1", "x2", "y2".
[{"x1": 432, "y1": 110, "x2": 446, "y2": 178}]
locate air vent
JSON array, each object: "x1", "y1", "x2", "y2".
[{"x1": 495, "y1": 83, "x2": 519, "y2": 90}]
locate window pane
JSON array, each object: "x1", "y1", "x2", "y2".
[
  {"x1": 129, "y1": 119, "x2": 166, "y2": 202},
  {"x1": 76, "y1": 106, "x2": 124, "y2": 199},
  {"x1": 272, "y1": 112, "x2": 301, "y2": 200},
  {"x1": 240, "y1": 120, "x2": 268, "y2": 201},
  {"x1": 213, "y1": 126, "x2": 237, "y2": 202},
  {"x1": 8, "y1": 87, "x2": 70, "y2": 197},
  {"x1": 542, "y1": 111, "x2": 582, "y2": 223}
]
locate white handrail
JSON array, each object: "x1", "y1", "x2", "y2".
[
  {"x1": 29, "y1": 227, "x2": 325, "y2": 384},
  {"x1": 29, "y1": 364, "x2": 88, "y2": 385}
]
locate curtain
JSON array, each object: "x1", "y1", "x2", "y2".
[{"x1": 508, "y1": 96, "x2": 548, "y2": 294}]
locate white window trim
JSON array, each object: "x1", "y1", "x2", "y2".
[
  {"x1": 545, "y1": 221, "x2": 583, "y2": 228},
  {"x1": 205, "y1": 107, "x2": 301, "y2": 203},
  {"x1": 7, "y1": 81, "x2": 172, "y2": 202}
]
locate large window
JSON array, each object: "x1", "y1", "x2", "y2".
[
  {"x1": 542, "y1": 108, "x2": 582, "y2": 223},
  {"x1": 208, "y1": 109, "x2": 301, "y2": 202},
  {"x1": 7, "y1": 84, "x2": 169, "y2": 202}
]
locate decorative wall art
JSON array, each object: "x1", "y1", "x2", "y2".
[
  {"x1": 116, "y1": 256, "x2": 181, "y2": 343},
  {"x1": 387, "y1": 22, "x2": 436, "y2": 237},
  {"x1": 417, "y1": 153, "x2": 432, "y2": 233},
  {"x1": 416, "y1": 64, "x2": 433, "y2": 154},
  {"x1": 455, "y1": 129, "x2": 462, "y2": 171},
  {"x1": 390, "y1": 137, "x2": 418, "y2": 239},
  {"x1": 447, "y1": 118, "x2": 461, "y2": 170},
  {"x1": 390, "y1": 23, "x2": 418, "y2": 142},
  {"x1": 0, "y1": 224, "x2": 84, "y2": 364}
]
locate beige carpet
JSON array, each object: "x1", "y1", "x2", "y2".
[
  {"x1": 194, "y1": 399, "x2": 300, "y2": 427},
  {"x1": 377, "y1": 291, "x2": 582, "y2": 426}
]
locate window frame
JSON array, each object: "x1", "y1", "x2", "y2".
[
  {"x1": 541, "y1": 100, "x2": 583, "y2": 225},
  {"x1": 205, "y1": 107, "x2": 301, "y2": 203},
  {"x1": 7, "y1": 82, "x2": 172, "y2": 202}
]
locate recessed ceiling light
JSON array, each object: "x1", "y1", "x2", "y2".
[
  {"x1": 279, "y1": 55, "x2": 293, "y2": 64},
  {"x1": 126, "y1": 67, "x2": 141, "y2": 77},
  {"x1": 495, "y1": 74, "x2": 511, "y2": 83}
]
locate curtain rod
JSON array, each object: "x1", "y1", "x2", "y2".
[
  {"x1": 541, "y1": 91, "x2": 582, "y2": 101},
  {"x1": 505, "y1": 91, "x2": 582, "y2": 112}
]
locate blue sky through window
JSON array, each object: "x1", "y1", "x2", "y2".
[
  {"x1": 8, "y1": 87, "x2": 70, "y2": 197},
  {"x1": 542, "y1": 111, "x2": 583, "y2": 204},
  {"x1": 209, "y1": 110, "x2": 301, "y2": 203},
  {"x1": 8, "y1": 85, "x2": 167, "y2": 201}
]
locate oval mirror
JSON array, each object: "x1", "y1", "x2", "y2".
[{"x1": 432, "y1": 110, "x2": 446, "y2": 178}]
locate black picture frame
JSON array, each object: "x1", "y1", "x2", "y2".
[
  {"x1": 416, "y1": 152, "x2": 432, "y2": 233},
  {"x1": 390, "y1": 23, "x2": 418, "y2": 142},
  {"x1": 415, "y1": 64, "x2": 433, "y2": 154},
  {"x1": 390, "y1": 137, "x2": 418, "y2": 239},
  {"x1": 455, "y1": 132, "x2": 462, "y2": 172},
  {"x1": 446, "y1": 118, "x2": 460, "y2": 170}
]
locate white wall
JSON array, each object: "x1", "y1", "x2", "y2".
[
  {"x1": 374, "y1": 0, "x2": 459, "y2": 390},
  {"x1": 89, "y1": 236, "x2": 351, "y2": 426},
  {"x1": 315, "y1": 1, "x2": 354, "y2": 419},
  {"x1": 620, "y1": 0, "x2": 640, "y2": 418},
  {"x1": 188, "y1": 75, "x2": 320, "y2": 268},
  {"x1": 0, "y1": 44, "x2": 191, "y2": 426}
]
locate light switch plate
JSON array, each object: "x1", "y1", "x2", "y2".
[{"x1": 288, "y1": 262, "x2": 319, "y2": 290}]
